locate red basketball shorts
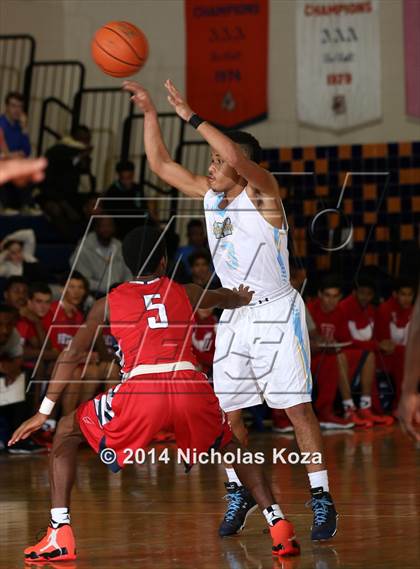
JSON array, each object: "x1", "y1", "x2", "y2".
[{"x1": 76, "y1": 369, "x2": 232, "y2": 472}]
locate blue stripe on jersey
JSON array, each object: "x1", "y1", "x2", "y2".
[
  {"x1": 273, "y1": 228, "x2": 288, "y2": 282},
  {"x1": 214, "y1": 193, "x2": 227, "y2": 218},
  {"x1": 292, "y1": 306, "x2": 312, "y2": 394},
  {"x1": 221, "y1": 242, "x2": 239, "y2": 270}
]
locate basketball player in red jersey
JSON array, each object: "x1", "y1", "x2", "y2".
[{"x1": 9, "y1": 227, "x2": 300, "y2": 562}]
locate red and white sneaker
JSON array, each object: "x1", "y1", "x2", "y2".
[
  {"x1": 270, "y1": 519, "x2": 300, "y2": 557},
  {"x1": 318, "y1": 412, "x2": 355, "y2": 430},
  {"x1": 24, "y1": 524, "x2": 76, "y2": 562},
  {"x1": 357, "y1": 408, "x2": 395, "y2": 427},
  {"x1": 344, "y1": 409, "x2": 373, "y2": 428}
]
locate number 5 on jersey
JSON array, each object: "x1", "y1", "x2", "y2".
[{"x1": 144, "y1": 294, "x2": 168, "y2": 329}]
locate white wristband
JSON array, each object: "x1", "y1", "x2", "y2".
[{"x1": 39, "y1": 397, "x2": 55, "y2": 416}]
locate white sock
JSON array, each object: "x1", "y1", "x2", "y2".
[
  {"x1": 343, "y1": 399, "x2": 355, "y2": 411},
  {"x1": 225, "y1": 467, "x2": 242, "y2": 486},
  {"x1": 50, "y1": 507, "x2": 70, "y2": 527},
  {"x1": 263, "y1": 504, "x2": 284, "y2": 526},
  {"x1": 360, "y1": 395, "x2": 372, "y2": 409},
  {"x1": 308, "y1": 470, "x2": 329, "y2": 493}
]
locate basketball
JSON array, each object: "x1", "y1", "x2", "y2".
[{"x1": 91, "y1": 21, "x2": 148, "y2": 77}]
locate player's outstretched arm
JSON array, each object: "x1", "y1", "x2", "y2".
[
  {"x1": 164, "y1": 79, "x2": 278, "y2": 197},
  {"x1": 0, "y1": 156, "x2": 46, "y2": 185},
  {"x1": 8, "y1": 297, "x2": 107, "y2": 447},
  {"x1": 185, "y1": 283, "x2": 254, "y2": 310},
  {"x1": 122, "y1": 81, "x2": 208, "y2": 198}
]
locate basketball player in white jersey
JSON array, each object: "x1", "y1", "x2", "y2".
[{"x1": 123, "y1": 80, "x2": 338, "y2": 541}]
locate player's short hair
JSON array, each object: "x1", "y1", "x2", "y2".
[
  {"x1": 353, "y1": 276, "x2": 376, "y2": 293},
  {"x1": 61, "y1": 271, "x2": 89, "y2": 292},
  {"x1": 5, "y1": 91, "x2": 24, "y2": 105},
  {"x1": 393, "y1": 276, "x2": 416, "y2": 292},
  {"x1": 318, "y1": 275, "x2": 342, "y2": 293},
  {"x1": 28, "y1": 282, "x2": 52, "y2": 299},
  {"x1": 116, "y1": 160, "x2": 135, "y2": 173},
  {"x1": 70, "y1": 271, "x2": 89, "y2": 290},
  {"x1": 225, "y1": 130, "x2": 262, "y2": 164},
  {"x1": 189, "y1": 249, "x2": 211, "y2": 267},
  {"x1": 122, "y1": 226, "x2": 166, "y2": 276},
  {"x1": 4, "y1": 276, "x2": 28, "y2": 292}
]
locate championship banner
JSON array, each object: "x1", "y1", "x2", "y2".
[
  {"x1": 404, "y1": 0, "x2": 420, "y2": 118},
  {"x1": 296, "y1": 0, "x2": 381, "y2": 130},
  {"x1": 185, "y1": 0, "x2": 268, "y2": 128}
]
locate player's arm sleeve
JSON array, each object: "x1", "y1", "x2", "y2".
[{"x1": 144, "y1": 110, "x2": 208, "y2": 198}]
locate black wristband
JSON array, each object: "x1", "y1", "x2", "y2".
[{"x1": 188, "y1": 113, "x2": 205, "y2": 129}]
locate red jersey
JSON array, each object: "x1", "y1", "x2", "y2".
[
  {"x1": 107, "y1": 277, "x2": 197, "y2": 373},
  {"x1": 376, "y1": 296, "x2": 412, "y2": 346},
  {"x1": 16, "y1": 317, "x2": 37, "y2": 346},
  {"x1": 192, "y1": 313, "x2": 217, "y2": 373},
  {"x1": 307, "y1": 298, "x2": 349, "y2": 343},
  {"x1": 339, "y1": 294, "x2": 377, "y2": 351},
  {"x1": 43, "y1": 301, "x2": 84, "y2": 352}
]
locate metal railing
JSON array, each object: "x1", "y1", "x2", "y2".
[
  {"x1": 24, "y1": 60, "x2": 85, "y2": 151},
  {"x1": 0, "y1": 34, "x2": 35, "y2": 109}
]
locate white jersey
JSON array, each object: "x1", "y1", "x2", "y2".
[{"x1": 204, "y1": 188, "x2": 293, "y2": 301}]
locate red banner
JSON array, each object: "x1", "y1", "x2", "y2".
[{"x1": 185, "y1": 0, "x2": 268, "y2": 128}]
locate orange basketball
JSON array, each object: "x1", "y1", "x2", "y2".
[{"x1": 91, "y1": 21, "x2": 149, "y2": 77}]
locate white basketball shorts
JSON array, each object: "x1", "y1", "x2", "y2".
[{"x1": 213, "y1": 289, "x2": 312, "y2": 412}]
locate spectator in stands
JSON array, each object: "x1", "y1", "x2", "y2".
[
  {"x1": 305, "y1": 277, "x2": 356, "y2": 429},
  {"x1": 17, "y1": 282, "x2": 58, "y2": 367},
  {"x1": 42, "y1": 272, "x2": 88, "y2": 414},
  {"x1": 39, "y1": 125, "x2": 93, "y2": 238},
  {"x1": 336, "y1": 277, "x2": 394, "y2": 425},
  {"x1": 0, "y1": 92, "x2": 31, "y2": 157},
  {"x1": 69, "y1": 217, "x2": 132, "y2": 297},
  {"x1": 0, "y1": 303, "x2": 44, "y2": 453},
  {"x1": 3, "y1": 276, "x2": 28, "y2": 311},
  {"x1": 376, "y1": 277, "x2": 416, "y2": 412},
  {"x1": 176, "y1": 219, "x2": 208, "y2": 277},
  {"x1": 102, "y1": 160, "x2": 158, "y2": 238},
  {"x1": 0, "y1": 92, "x2": 41, "y2": 214},
  {"x1": 0, "y1": 229, "x2": 46, "y2": 281},
  {"x1": 189, "y1": 249, "x2": 220, "y2": 289}
]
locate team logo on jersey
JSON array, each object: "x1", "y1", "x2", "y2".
[{"x1": 213, "y1": 217, "x2": 233, "y2": 239}]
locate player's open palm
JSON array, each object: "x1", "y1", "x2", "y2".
[
  {"x1": 8, "y1": 412, "x2": 47, "y2": 447},
  {"x1": 164, "y1": 79, "x2": 193, "y2": 121},
  {"x1": 233, "y1": 284, "x2": 255, "y2": 306},
  {"x1": 122, "y1": 81, "x2": 155, "y2": 113}
]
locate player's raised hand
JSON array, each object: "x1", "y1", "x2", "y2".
[
  {"x1": 8, "y1": 412, "x2": 47, "y2": 447},
  {"x1": 0, "y1": 157, "x2": 47, "y2": 185},
  {"x1": 122, "y1": 81, "x2": 156, "y2": 113},
  {"x1": 233, "y1": 284, "x2": 255, "y2": 306},
  {"x1": 164, "y1": 79, "x2": 194, "y2": 121}
]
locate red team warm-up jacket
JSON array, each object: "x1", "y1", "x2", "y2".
[{"x1": 307, "y1": 298, "x2": 369, "y2": 416}]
